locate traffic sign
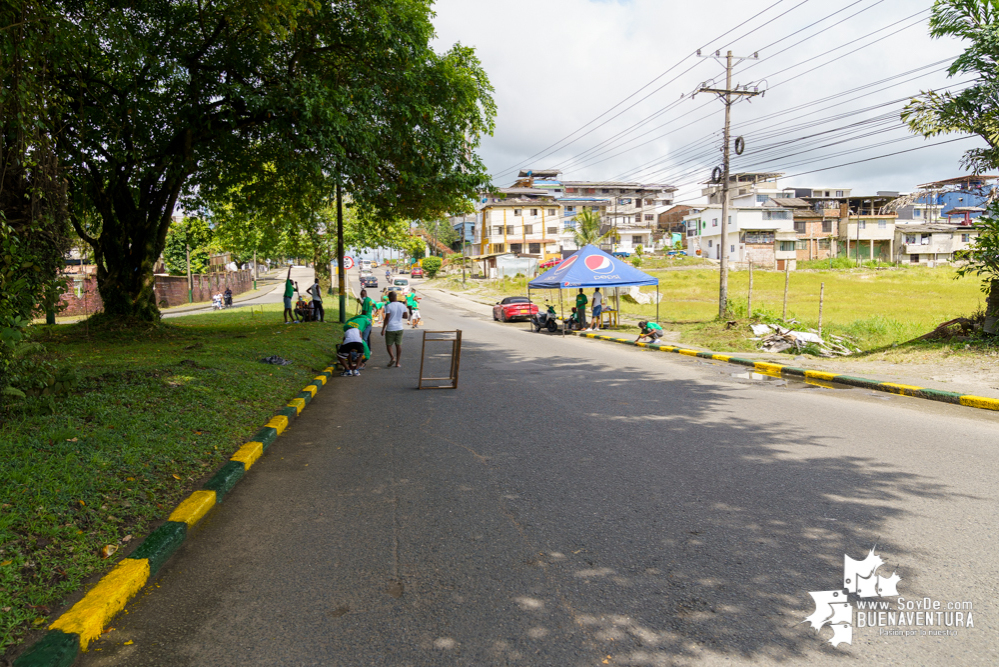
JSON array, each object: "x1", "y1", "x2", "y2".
[{"x1": 343, "y1": 256, "x2": 355, "y2": 270}]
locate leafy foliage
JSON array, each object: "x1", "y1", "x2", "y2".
[
  {"x1": 572, "y1": 209, "x2": 617, "y2": 247},
  {"x1": 163, "y1": 218, "x2": 213, "y2": 277},
  {"x1": 422, "y1": 256, "x2": 443, "y2": 278}
]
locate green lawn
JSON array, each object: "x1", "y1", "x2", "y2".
[
  {"x1": 432, "y1": 265, "x2": 985, "y2": 351},
  {"x1": 0, "y1": 304, "x2": 342, "y2": 654}
]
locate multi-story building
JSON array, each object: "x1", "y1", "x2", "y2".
[
  {"x1": 894, "y1": 224, "x2": 980, "y2": 266},
  {"x1": 472, "y1": 187, "x2": 562, "y2": 259},
  {"x1": 770, "y1": 198, "x2": 839, "y2": 262},
  {"x1": 560, "y1": 181, "x2": 676, "y2": 254}
]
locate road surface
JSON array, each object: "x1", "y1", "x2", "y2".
[{"x1": 80, "y1": 286, "x2": 999, "y2": 666}]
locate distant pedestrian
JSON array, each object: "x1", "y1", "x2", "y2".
[
  {"x1": 283, "y1": 266, "x2": 298, "y2": 323},
  {"x1": 589, "y1": 288, "x2": 603, "y2": 331},
  {"x1": 381, "y1": 291, "x2": 409, "y2": 367},
  {"x1": 575, "y1": 288, "x2": 588, "y2": 330},
  {"x1": 636, "y1": 320, "x2": 663, "y2": 343},
  {"x1": 406, "y1": 291, "x2": 421, "y2": 328},
  {"x1": 308, "y1": 278, "x2": 324, "y2": 322}
]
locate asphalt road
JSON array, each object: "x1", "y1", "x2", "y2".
[{"x1": 80, "y1": 287, "x2": 999, "y2": 666}]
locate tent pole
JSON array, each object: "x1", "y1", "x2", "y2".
[
  {"x1": 560, "y1": 289, "x2": 564, "y2": 337},
  {"x1": 656, "y1": 281, "x2": 660, "y2": 324},
  {"x1": 527, "y1": 288, "x2": 531, "y2": 332}
]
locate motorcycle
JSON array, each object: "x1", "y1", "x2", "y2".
[
  {"x1": 531, "y1": 304, "x2": 560, "y2": 333},
  {"x1": 223, "y1": 291, "x2": 233, "y2": 308}
]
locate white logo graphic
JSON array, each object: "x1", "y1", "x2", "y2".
[{"x1": 803, "y1": 546, "x2": 900, "y2": 648}]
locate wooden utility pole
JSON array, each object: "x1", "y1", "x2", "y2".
[
  {"x1": 747, "y1": 261, "x2": 753, "y2": 318},
  {"x1": 185, "y1": 241, "x2": 193, "y2": 303},
  {"x1": 818, "y1": 282, "x2": 825, "y2": 338},
  {"x1": 782, "y1": 260, "x2": 790, "y2": 320},
  {"x1": 698, "y1": 50, "x2": 762, "y2": 319}
]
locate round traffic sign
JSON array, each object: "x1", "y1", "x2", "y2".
[{"x1": 343, "y1": 256, "x2": 355, "y2": 270}]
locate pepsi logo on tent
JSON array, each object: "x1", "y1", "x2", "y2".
[
  {"x1": 555, "y1": 255, "x2": 578, "y2": 273},
  {"x1": 584, "y1": 255, "x2": 615, "y2": 274}
]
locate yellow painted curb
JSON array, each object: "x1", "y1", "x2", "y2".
[
  {"x1": 636, "y1": 342, "x2": 647, "y2": 347},
  {"x1": 288, "y1": 398, "x2": 306, "y2": 414},
  {"x1": 231, "y1": 441, "x2": 265, "y2": 470},
  {"x1": 881, "y1": 382, "x2": 924, "y2": 396},
  {"x1": 678, "y1": 349, "x2": 699, "y2": 357},
  {"x1": 754, "y1": 362, "x2": 784, "y2": 378},
  {"x1": 324, "y1": 366, "x2": 335, "y2": 373},
  {"x1": 265, "y1": 415, "x2": 289, "y2": 434},
  {"x1": 303, "y1": 384, "x2": 318, "y2": 398},
  {"x1": 712, "y1": 354, "x2": 732, "y2": 362},
  {"x1": 313, "y1": 375, "x2": 327, "y2": 386},
  {"x1": 50, "y1": 558, "x2": 150, "y2": 649},
  {"x1": 804, "y1": 370, "x2": 840, "y2": 382},
  {"x1": 168, "y1": 490, "x2": 217, "y2": 527},
  {"x1": 960, "y1": 395, "x2": 999, "y2": 411}
]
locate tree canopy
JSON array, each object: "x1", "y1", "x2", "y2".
[{"x1": 42, "y1": 0, "x2": 494, "y2": 320}]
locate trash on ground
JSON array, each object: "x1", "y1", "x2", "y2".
[{"x1": 260, "y1": 356, "x2": 293, "y2": 365}]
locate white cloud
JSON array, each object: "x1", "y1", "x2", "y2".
[{"x1": 431, "y1": 0, "x2": 983, "y2": 199}]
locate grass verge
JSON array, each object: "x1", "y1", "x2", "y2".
[{"x1": 0, "y1": 303, "x2": 341, "y2": 656}]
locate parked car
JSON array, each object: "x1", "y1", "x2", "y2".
[
  {"x1": 539, "y1": 258, "x2": 562, "y2": 270},
  {"x1": 410, "y1": 267, "x2": 424, "y2": 278},
  {"x1": 612, "y1": 251, "x2": 631, "y2": 258},
  {"x1": 492, "y1": 296, "x2": 539, "y2": 322},
  {"x1": 393, "y1": 278, "x2": 410, "y2": 289},
  {"x1": 360, "y1": 275, "x2": 378, "y2": 288}
]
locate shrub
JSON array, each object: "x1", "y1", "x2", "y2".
[{"x1": 422, "y1": 256, "x2": 443, "y2": 278}]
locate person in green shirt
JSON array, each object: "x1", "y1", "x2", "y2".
[
  {"x1": 405, "y1": 291, "x2": 421, "y2": 328},
  {"x1": 636, "y1": 320, "x2": 663, "y2": 343},
  {"x1": 356, "y1": 289, "x2": 374, "y2": 319},
  {"x1": 345, "y1": 313, "x2": 373, "y2": 357},
  {"x1": 283, "y1": 266, "x2": 298, "y2": 323},
  {"x1": 575, "y1": 288, "x2": 588, "y2": 330}
]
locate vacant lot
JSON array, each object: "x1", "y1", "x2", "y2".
[
  {"x1": 432, "y1": 265, "x2": 984, "y2": 350},
  {"x1": 0, "y1": 305, "x2": 340, "y2": 655}
]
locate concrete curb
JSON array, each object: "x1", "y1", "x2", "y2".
[
  {"x1": 576, "y1": 332, "x2": 999, "y2": 413},
  {"x1": 13, "y1": 368, "x2": 338, "y2": 667}
]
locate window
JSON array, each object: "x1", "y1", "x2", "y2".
[
  {"x1": 778, "y1": 241, "x2": 796, "y2": 252},
  {"x1": 492, "y1": 243, "x2": 505, "y2": 253},
  {"x1": 708, "y1": 240, "x2": 713, "y2": 247},
  {"x1": 794, "y1": 221, "x2": 806, "y2": 233},
  {"x1": 645, "y1": 199, "x2": 656, "y2": 206},
  {"x1": 530, "y1": 208, "x2": 538, "y2": 217},
  {"x1": 547, "y1": 226, "x2": 558, "y2": 235},
  {"x1": 825, "y1": 191, "x2": 831, "y2": 197},
  {"x1": 506, "y1": 225, "x2": 514, "y2": 235},
  {"x1": 513, "y1": 208, "x2": 521, "y2": 216},
  {"x1": 731, "y1": 245, "x2": 735, "y2": 253},
  {"x1": 618, "y1": 198, "x2": 632, "y2": 205},
  {"x1": 601, "y1": 189, "x2": 610, "y2": 193},
  {"x1": 905, "y1": 235, "x2": 917, "y2": 244},
  {"x1": 914, "y1": 209, "x2": 921, "y2": 217},
  {"x1": 712, "y1": 218, "x2": 719, "y2": 227},
  {"x1": 742, "y1": 231, "x2": 775, "y2": 244},
  {"x1": 566, "y1": 206, "x2": 575, "y2": 213},
  {"x1": 796, "y1": 240, "x2": 808, "y2": 250},
  {"x1": 687, "y1": 227, "x2": 696, "y2": 237},
  {"x1": 835, "y1": 190, "x2": 844, "y2": 197},
  {"x1": 776, "y1": 192, "x2": 792, "y2": 199},
  {"x1": 921, "y1": 234, "x2": 930, "y2": 245},
  {"x1": 878, "y1": 220, "x2": 887, "y2": 229},
  {"x1": 962, "y1": 233, "x2": 971, "y2": 242},
  {"x1": 510, "y1": 243, "x2": 522, "y2": 253},
  {"x1": 645, "y1": 214, "x2": 654, "y2": 221},
  {"x1": 529, "y1": 243, "x2": 541, "y2": 254},
  {"x1": 566, "y1": 188, "x2": 577, "y2": 193},
  {"x1": 762, "y1": 210, "x2": 792, "y2": 221},
  {"x1": 818, "y1": 238, "x2": 831, "y2": 249},
  {"x1": 584, "y1": 188, "x2": 595, "y2": 194},
  {"x1": 660, "y1": 199, "x2": 671, "y2": 206},
  {"x1": 822, "y1": 220, "x2": 832, "y2": 233},
  {"x1": 591, "y1": 206, "x2": 602, "y2": 211},
  {"x1": 564, "y1": 220, "x2": 576, "y2": 230},
  {"x1": 634, "y1": 215, "x2": 641, "y2": 223},
  {"x1": 910, "y1": 253, "x2": 919, "y2": 263},
  {"x1": 523, "y1": 224, "x2": 533, "y2": 234},
  {"x1": 858, "y1": 221, "x2": 866, "y2": 229},
  {"x1": 494, "y1": 226, "x2": 504, "y2": 236},
  {"x1": 756, "y1": 194, "x2": 770, "y2": 203},
  {"x1": 632, "y1": 235, "x2": 643, "y2": 245},
  {"x1": 547, "y1": 209, "x2": 556, "y2": 216}
]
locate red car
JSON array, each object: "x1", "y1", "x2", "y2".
[
  {"x1": 492, "y1": 296, "x2": 538, "y2": 322},
  {"x1": 540, "y1": 258, "x2": 562, "y2": 270},
  {"x1": 411, "y1": 267, "x2": 424, "y2": 278}
]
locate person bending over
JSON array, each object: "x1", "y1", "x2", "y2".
[
  {"x1": 636, "y1": 320, "x2": 664, "y2": 343},
  {"x1": 337, "y1": 322, "x2": 369, "y2": 376}
]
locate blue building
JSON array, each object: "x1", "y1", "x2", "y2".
[{"x1": 911, "y1": 175, "x2": 998, "y2": 222}]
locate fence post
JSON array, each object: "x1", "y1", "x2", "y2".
[
  {"x1": 747, "y1": 261, "x2": 753, "y2": 318},
  {"x1": 782, "y1": 261, "x2": 790, "y2": 320},
  {"x1": 818, "y1": 281, "x2": 825, "y2": 338}
]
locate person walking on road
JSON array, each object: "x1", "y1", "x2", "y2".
[
  {"x1": 283, "y1": 267, "x2": 298, "y2": 323},
  {"x1": 308, "y1": 278, "x2": 324, "y2": 322},
  {"x1": 588, "y1": 288, "x2": 603, "y2": 331},
  {"x1": 575, "y1": 288, "x2": 588, "y2": 331},
  {"x1": 406, "y1": 291, "x2": 421, "y2": 328},
  {"x1": 381, "y1": 291, "x2": 409, "y2": 367}
]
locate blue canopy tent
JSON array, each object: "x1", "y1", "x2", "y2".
[{"x1": 527, "y1": 245, "x2": 659, "y2": 334}]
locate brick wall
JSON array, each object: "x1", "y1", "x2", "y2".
[{"x1": 57, "y1": 270, "x2": 254, "y2": 316}]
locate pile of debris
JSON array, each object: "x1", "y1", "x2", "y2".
[
  {"x1": 750, "y1": 323, "x2": 860, "y2": 356},
  {"x1": 909, "y1": 317, "x2": 978, "y2": 343}
]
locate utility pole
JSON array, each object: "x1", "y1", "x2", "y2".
[
  {"x1": 697, "y1": 50, "x2": 762, "y2": 319},
  {"x1": 185, "y1": 234, "x2": 193, "y2": 303},
  {"x1": 253, "y1": 250, "x2": 258, "y2": 290},
  {"x1": 336, "y1": 176, "x2": 346, "y2": 323}
]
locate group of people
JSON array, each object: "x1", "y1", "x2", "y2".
[
  {"x1": 569, "y1": 287, "x2": 606, "y2": 332},
  {"x1": 336, "y1": 289, "x2": 414, "y2": 375},
  {"x1": 283, "y1": 267, "x2": 326, "y2": 323},
  {"x1": 212, "y1": 287, "x2": 233, "y2": 310}
]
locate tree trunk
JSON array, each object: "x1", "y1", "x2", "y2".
[{"x1": 985, "y1": 278, "x2": 999, "y2": 335}]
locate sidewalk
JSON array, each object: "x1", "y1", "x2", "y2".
[{"x1": 423, "y1": 285, "x2": 999, "y2": 402}]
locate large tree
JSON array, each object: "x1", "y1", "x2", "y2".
[
  {"x1": 903, "y1": 0, "x2": 999, "y2": 332},
  {"x1": 50, "y1": 0, "x2": 494, "y2": 320}
]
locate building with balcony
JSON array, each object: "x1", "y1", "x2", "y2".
[
  {"x1": 561, "y1": 181, "x2": 676, "y2": 254},
  {"x1": 770, "y1": 198, "x2": 840, "y2": 262},
  {"x1": 472, "y1": 187, "x2": 562, "y2": 260},
  {"x1": 837, "y1": 194, "x2": 899, "y2": 262},
  {"x1": 894, "y1": 224, "x2": 980, "y2": 266}
]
